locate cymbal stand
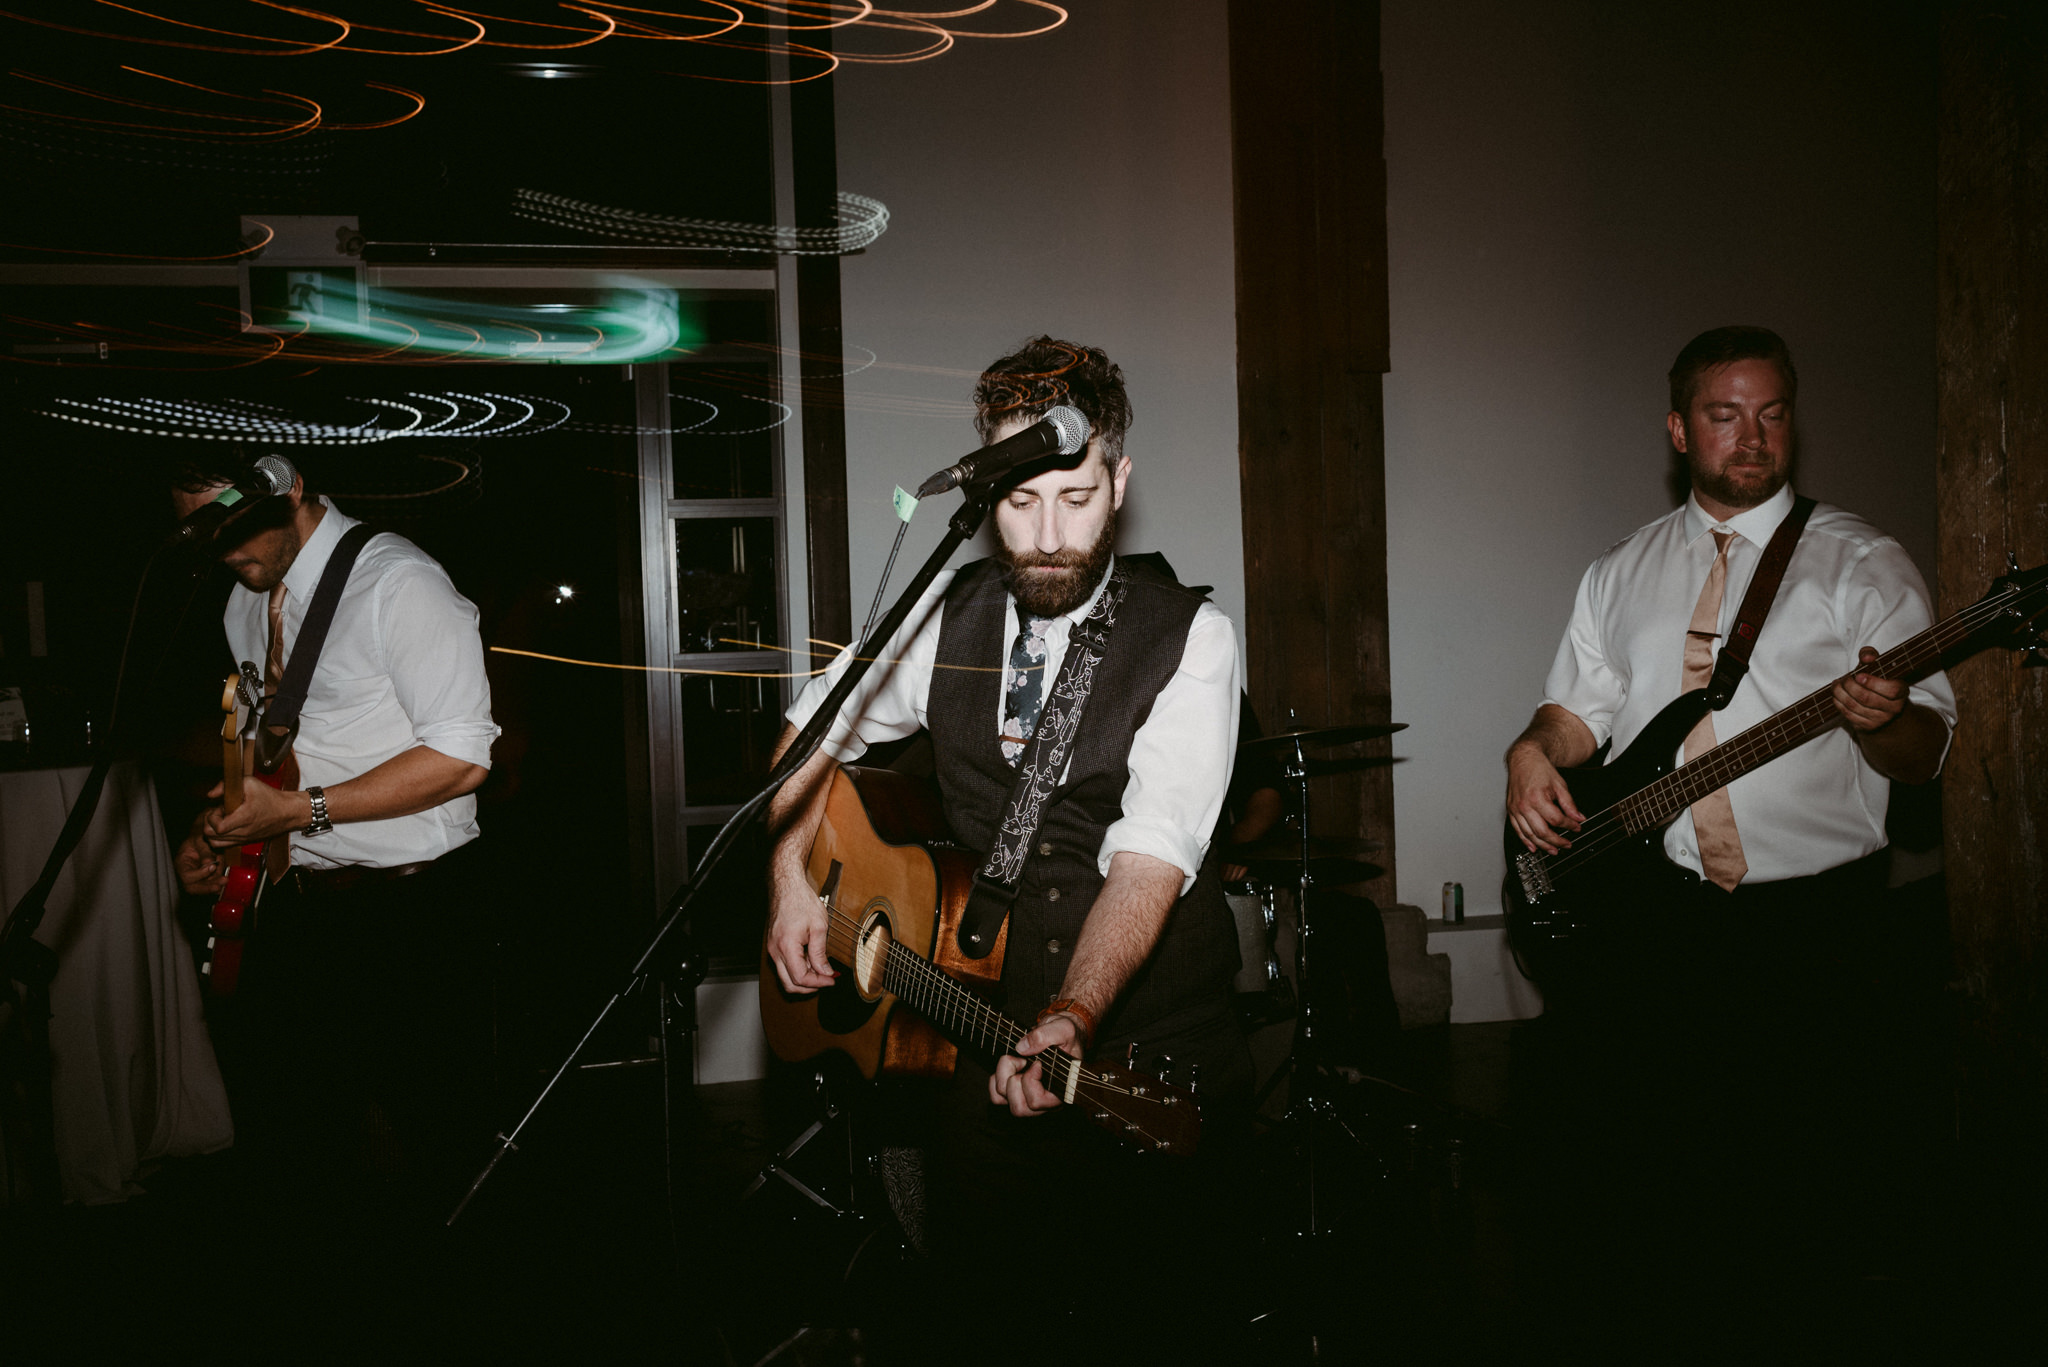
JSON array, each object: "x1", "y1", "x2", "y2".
[{"x1": 1273, "y1": 734, "x2": 1363, "y2": 1239}]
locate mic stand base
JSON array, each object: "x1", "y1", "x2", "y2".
[{"x1": 447, "y1": 492, "x2": 997, "y2": 1230}]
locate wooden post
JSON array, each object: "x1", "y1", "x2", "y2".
[
  {"x1": 1936, "y1": 0, "x2": 2048, "y2": 1171},
  {"x1": 1227, "y1": 1, "x2": 1396, "y2": 903}
]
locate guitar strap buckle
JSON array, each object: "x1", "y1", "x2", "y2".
[{"x1": 1705, "y1": 495, "x2": 1815, "y2": 711}]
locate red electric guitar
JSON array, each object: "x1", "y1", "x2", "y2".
[{"x1": 203, "y1": 662, "x2": 295, "y2": 995}]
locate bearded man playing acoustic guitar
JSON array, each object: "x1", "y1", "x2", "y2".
[
  {"x1": 765, "y1": 337, "x2": 1253, "y2": 1359},
  {"x1": 1501, "y1": 326, "x2": 1957, "y2": 1336}
]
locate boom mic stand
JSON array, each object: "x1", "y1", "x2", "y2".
[{"x1": 447, "y1": 484, "x2": 1002, "y2": 1227}]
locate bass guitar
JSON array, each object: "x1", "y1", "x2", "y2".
[
  {"x1": 203, "y1": 662, "x2": 295, "y2": 995},
  {"x1": 1504, "y1": 557, "x2": 2048, "y2": 987},
  {"x1": 759, "y1": 766, "x2": 1202, "y2": 1156}
]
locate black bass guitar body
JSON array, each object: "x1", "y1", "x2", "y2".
[
  {"x1": 1501, "y1": 556, "x2": 2048, "y2": 992},
  {"x1": 1501, "y1": 690, "x2": 1707, "y2": 989}
]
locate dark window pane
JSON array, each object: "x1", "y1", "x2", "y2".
[
  {"x1": 680, "y1": 673, "x2": 784, "y2": 807},
  {"x1": 673, "y1": 517, "x2": 779, "y2": 654},
  {"x1": 671, "y1": 360, "x2": 778, "y2": 498},
  {"x1": 686, "y1": 820, "x2": 770, "y2": 968}
]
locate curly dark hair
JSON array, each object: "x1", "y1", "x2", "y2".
[
  {"x1": 1668, "y1": 326, "x2": 1798, "y2": 415},
  {"x1": 972, "y1": 335, "x2": 1133, "y2": 461}
]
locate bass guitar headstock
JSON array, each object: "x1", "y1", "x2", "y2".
[
  {"x1": 1070, "y1": 1045, "x2": 1203, "y2": 1157},
  {"x1": 1987, "y1": 554, "x2": 2048, "y2": 666}
]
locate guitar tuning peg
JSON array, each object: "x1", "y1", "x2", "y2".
[
  {"x1": 1188, "y1": 1063, "x2": 1200, "y2": 1094},
  {"x1": 1155, "y1": 1053, "x2": 1173, "y2": 1080},
  {"x1": 2009, "y1": 551, "x2": 2023, "y2": 575},
  {"x1": 1126, "y1": 1042, "x2": 1139, "y2": 1071}
]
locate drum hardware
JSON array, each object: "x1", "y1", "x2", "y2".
[{"x1": 1235, "y1": 718, "x2": 1406, "y2": 1240}]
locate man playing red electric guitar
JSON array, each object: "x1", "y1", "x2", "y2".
[{"x1": 171, "y1": 455, "x2": 498, "y2": 1207}]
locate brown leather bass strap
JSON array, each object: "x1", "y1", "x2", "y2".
[
  {"x1": 956, "y1": 560, "x2": 1132, "y2": 959},
  {"x1": 255, "y1": 522, "x2": 377, "y2": 774},
  {"x1": 1705, "y1": 495, "x2": 1816, "y2": 710}
]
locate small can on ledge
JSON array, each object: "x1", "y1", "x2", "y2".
[{"x1": 1441, "y1": 881, "x2": 1465, "y2": 923}]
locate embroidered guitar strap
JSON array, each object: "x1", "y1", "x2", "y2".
[
  {"x1": 1704, "y1": 495, "x2": 1817, "y2": 710},
  {"x1": 956, "y1": 561, "x2": 1132, "y2": 959}
]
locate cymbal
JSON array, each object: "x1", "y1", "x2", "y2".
[
  {"x1": 1225, "y1": 835, "x2": 1386, "y2": 863},
  {"x1": 1239, "y1": 722, "x2": 1406, "y2": 753}
]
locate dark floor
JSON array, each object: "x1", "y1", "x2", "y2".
[{"x1": 6, "y1": 1018, "x2": 2044, "y2": 1365}]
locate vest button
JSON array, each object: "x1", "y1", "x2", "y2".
[
  {"x1": 1045, "y1": 887, "x2": 1061, "y2": 902},
  {"x1": 1038, "y1": 841, "x2": 1054, "y2": 856},
  {"x1": 1047, "y1": 938, "x2": 1062, "y2": 954}
]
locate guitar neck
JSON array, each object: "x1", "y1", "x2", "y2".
[
  {"x1": 874, "y1": 935, "x2": 1083, "y2": 1096},
  {"x1": 1623, "y1": 590, "x2": 1987, "y2": 831}
]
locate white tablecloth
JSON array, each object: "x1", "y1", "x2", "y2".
[{"x1": 0, "y1": 761, "x2": 233, "y2": 1204}]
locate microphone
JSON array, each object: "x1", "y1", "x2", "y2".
[
  {"x1": 167, "y1": 455, "x2": 299, "y2": 548},
  {"x1": 915, "y1": 405, "x2": 1091, "y2": 499}
]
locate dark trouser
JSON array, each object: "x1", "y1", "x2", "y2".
[
  {"x1": 906, "y1": 1008, "x2": 1255, "y2": 1363},
  {"x1": 210, "y1": 839, "x2": 496, "y2": 1213},
  {"x1": 1516, "y1": 850, "x2": 1944, "y2": 1341}
]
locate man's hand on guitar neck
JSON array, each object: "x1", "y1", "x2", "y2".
[
  {"x1": 992, "y1": 1012, "x2": 1086, "y2": 1117},
  {"x1": 1833, "y1": 645, "x2": 1949, "y2": 784},
  {"x1": 1505, "y1": 704, "x2": 1599, "y2": 854}
]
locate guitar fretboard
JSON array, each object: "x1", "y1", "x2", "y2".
[
  {"x1": 1616, "y1": 580, "x2": 2014, "y2": 832},
  {"x1": 829, "y1": 915, "x2": 1080, "y2": 1096}
]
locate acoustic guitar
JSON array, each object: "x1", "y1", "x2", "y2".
[
  {"x1": 203, "y1": 662, "x2": 294, "y2": 995},
  {"x1": 1504, "y1": 557, "x2": 2048, "y2": 988},
  {"x1": 759, "y1": 766, "x2": 1203, "y2": 1156}
]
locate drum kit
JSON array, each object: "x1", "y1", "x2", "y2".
[{"x1": 1224, "y1": 718, "x2": 1405, "y2": 1240}]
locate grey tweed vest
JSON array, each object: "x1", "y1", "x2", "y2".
[{"x1": 928, "y1": 557, "x2": 1238, "y2": 1046}]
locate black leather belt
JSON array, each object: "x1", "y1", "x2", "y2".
[{"x1": 293, "y1": 859, "x2": 435, "y2": 895}]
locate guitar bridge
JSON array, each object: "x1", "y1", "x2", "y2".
[{"x1": 1515, "y1": 851, "x2": 1554, "y2": 900}]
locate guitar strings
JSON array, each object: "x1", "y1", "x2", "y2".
[
  {"x1": 813, "y1": 901, "x2": 1181, "y2": 1146},
  {"x1": 1533, "y1": 585, "x2": 2025, "y2": 887}
]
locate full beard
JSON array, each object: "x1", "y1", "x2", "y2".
[
  {"x1": 1690, "y1": 457, "x2": 1787, "y2": 513},
  {"x1": 999, "y1": 503, "x2": 1118, "y2": 618}
]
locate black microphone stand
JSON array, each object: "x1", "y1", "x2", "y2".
[{"x1": 446, "y1": 485, "x2": 1000, "y2": 1227}]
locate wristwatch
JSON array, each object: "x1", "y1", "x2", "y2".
[{"x1": 303, "y1": 785, "x2": 334, "y2": 837}]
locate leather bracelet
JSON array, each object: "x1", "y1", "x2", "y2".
[{"x1": 1038, "y1": 998, "x2": 1097, "y2": 1049}]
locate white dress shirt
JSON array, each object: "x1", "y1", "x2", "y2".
[
  {"x1": 222, "y1": 498, "x2": 500, "y2": 869},
  {"x1": 1542, "y1": 484, "x2": 1956, "y2": 883},
  {"x1": 785, "y1": 558, "x2": 1243, "y2": 894}
]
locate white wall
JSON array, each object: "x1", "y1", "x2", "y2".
[
  {"x1": 1382, "y1": 0, "x2": 1938, "y2": 913},
  {"x1": 828, "y1": 2, "x2": 1244, "y2": 631},
  {"x1": 822, "y1": 2, "x2": 1940, "y2": 924}
]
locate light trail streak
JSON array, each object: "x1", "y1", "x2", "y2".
[
  {"x1": 0, "y1": 2, "x2": 352, "y2": 56},
  {"x1": 490, "y1": 640, "x2": 1025, "y2": 677},
  {"x1": 0, "y1": 218, "x2": 274, "y2": 260}
]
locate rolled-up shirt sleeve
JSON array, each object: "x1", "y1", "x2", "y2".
[
  {"x1": 1100, "y1": 604, "x2": 1242, "y2": 894},
  {"x1": 378, "y1": 561, "x2": 501, "y2": 768},
  {"x1": 1541, "y1": 558, "x2": 1621, "y2": 748},
  {"x1": 1841, "y1": 537, "x2": 1958, "y2": 770},
  {"x1": 784, "y1": 577, "x2": 948, "y2": 761}
]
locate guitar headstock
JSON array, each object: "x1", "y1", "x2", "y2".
[
  {"x1": 1983, "y1": 556, "x2": 2048, "y2": 663},
  {"x1": 1071, "y1": 1055, "x2": 1202, "y2": 1156}
]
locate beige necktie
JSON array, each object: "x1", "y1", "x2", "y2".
[
  {"x1": 262, "y1": 583, "x2": 291, "y2": 880},
  {"x1": 265, "y1": 584, "x2": 288, "y2": 698},
  {"x1": 1683, "y1": 531, "x2": 1747, "y2": 891}
]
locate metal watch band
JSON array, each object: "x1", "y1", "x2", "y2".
[{"x1": 303, "y1": 785, "x2": 334, "y2": 836}]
